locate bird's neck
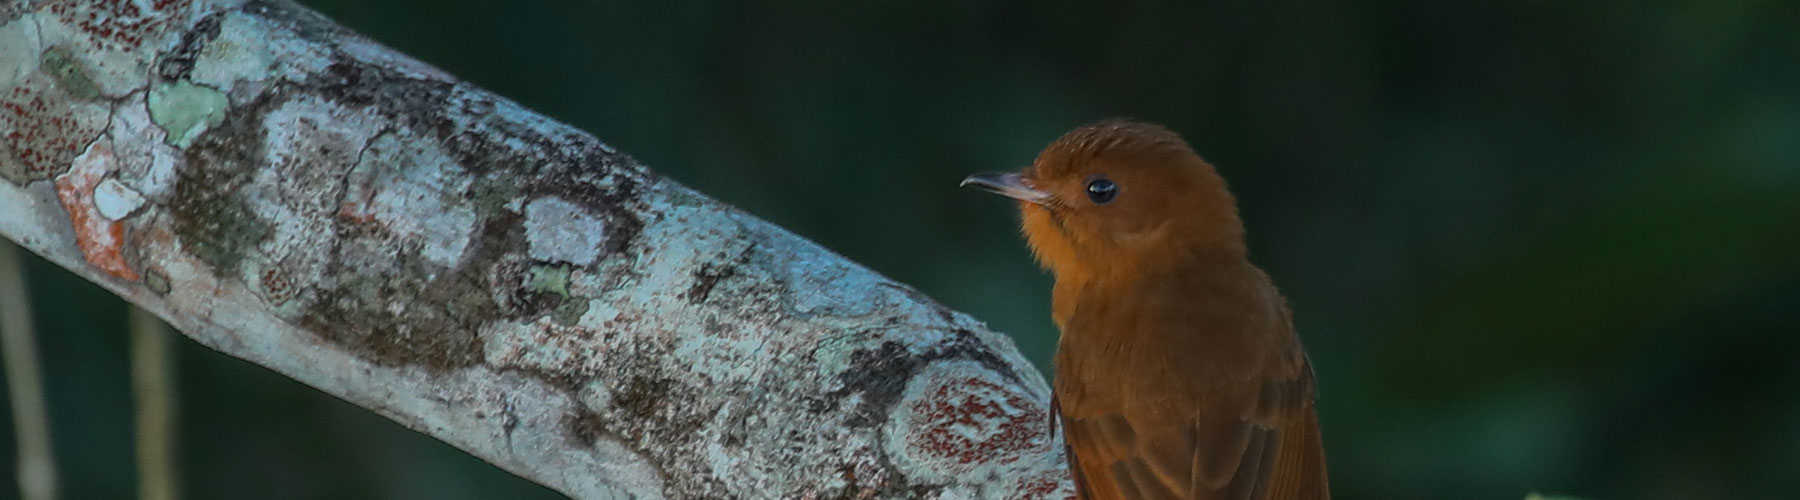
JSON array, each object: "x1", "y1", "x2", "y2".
[{"x1": 1049, "y1": 243, "x2": 1250, "y2": 330}]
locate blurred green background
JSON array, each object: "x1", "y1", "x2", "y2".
[{"x1": 4, "y1": 0, "x2": 1799, "y2": 498}]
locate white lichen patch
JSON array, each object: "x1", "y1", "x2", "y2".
[
  {"x1": 0, "y1": 14, "x2": 44, "y2": 89},
  {"x1": 742, "y1": 214, "x2": 892, "y2": 319},
  {"x1": 351, "y1": 131, "x2": 479, "y2": 268},
  {"x1": 189, "y1": 12, "x2": 278, "y2": 90},
  {"x1": 107, "y1": 93, "x2": 182, "y2": 202},
  {"x1": 727, "y1": 213, "x2": 966, "y2": 345},
  {"x1": 570, "y1": 201, "x2": 775, "y2": 381},
  {"x1": 93, "y1": 177, "x2": 146, "y2": 220},
  {"x1": 524, "y1": 196, "x2": 608, "y2": 266},
  {"x1": 238, "y1": 96, "x2": 385, "y2": 308},
  {"x1": 521, "y1": 197, "x2": 918, "y2": 497},
  {"x1": 246, "y1": 13, "x2": 333, "y2": 82}
]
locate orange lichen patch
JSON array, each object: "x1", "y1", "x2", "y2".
[
  {"x1": 905, "y1": 375, "x2": 1048, "y2": 470},
  {"x1": 54, "y1": 139, "x2": 140, "y2": 281}
]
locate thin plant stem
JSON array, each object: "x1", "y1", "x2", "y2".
[
  {"x1": 0, "y1": 242, "x2": 58, "y2": 500},
  {"x1": 130, "y1": 307, "x2": 179, "y2": 500}
]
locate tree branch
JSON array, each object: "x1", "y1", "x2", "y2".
[{"x1": 0, "y1": 1, "x2": 1069, "y2": 498}]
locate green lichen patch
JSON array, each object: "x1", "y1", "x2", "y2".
[
  {"x1": 526, "y1": 262, "x2": 573, "y2": 297},
  {"x1": 551, "y1": 299, "x2": 589, "y2": 326},
  {"x1": 144, "y1": 270, "x2": 171, "y2": 295},
  {"x1": 524, "y1": 263, "x2": 591, "y2": 326},
  {"x1": 148, "y1": 81, "x2": 228, "y2": 147},
  {"x1": 40, "y1": 46, "x2": 99, "y2": 100}
]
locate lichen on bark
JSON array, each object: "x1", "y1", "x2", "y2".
[{"x1": 0, "y1": 1, "x2": 1073, "y2": 499}]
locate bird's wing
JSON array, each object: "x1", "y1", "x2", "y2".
[{"x1": 1059, "y1": 361, "x2": 1328, "y2": 500}]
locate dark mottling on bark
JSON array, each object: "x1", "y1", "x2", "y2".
[
  {"x1": 298, "y1": 251, "x2": 486, "y2": 371},
  {"x1": 685, "y1": 243, "x2": 756, "y2": 304},
  {"x1": 551, "y1": 299, "x2": 588, "y2": 326},
  {"x1": 294, "y1": 203, "x2": 528, "y2": 371},
  {"x1": 169, "y1": 187, "x2": 267, "y2": 273},
  {"x1": 170, "y1": 87, "x2": 276, "y2": 275},
  {"x1": 680, "y1": 262, "x2": 730, "y2": 303},
  {"x1": 498, "y1": 260, "x2": 570, "y2": 320},
  {"x1": 314, "y1": 58, "x2": 455, "y2": 132},
  {"x1": 565, "y1": 406, "x2": 608, "y2": 447},
  {"x1": 471, "y1": 176, "x2": 521, "y2": 213},
  {"x1": 835, "y1": 459, "x2": 945, "y2": 500},
  {"x1": 156, "y1": 12, "x2": 223, "y2": 82},
  {"x1": 614, "y1": 373, "x2": 676, "y2": 423},
  {"x1": 612, "y1": 368, "x2": 711, "y2": 440},
  {"x1": 588, "y1": 353, "x2": 729, "y2": 498},
  {"x1": 834, "y1": 329, "x2": 1023, "y2": 427},
  {"x1": 936, "y1": 329, "x2": 1023, "y2": 386},
  {"x1": 836, "y1": 340, "x2": 914, "y2": 427},
  {"x1": 561, "y1": 406, "x2": 678, "y2": 498}
]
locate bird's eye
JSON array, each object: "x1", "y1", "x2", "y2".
[{"x1": 1085, "y1": 176, "x2": 1118, "y2": 204}]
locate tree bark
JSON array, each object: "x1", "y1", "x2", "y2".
[{"x1": 0, "y1": 1, "x2": 1070, "y2": 498}]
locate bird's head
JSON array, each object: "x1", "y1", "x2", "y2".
[{"x1": 963, "y1": 119, "x2": 1245, "y2": 286}]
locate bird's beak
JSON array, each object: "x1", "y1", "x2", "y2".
[{"x1": 960, "y1": 172, "x2": 1052, "y2": 205}]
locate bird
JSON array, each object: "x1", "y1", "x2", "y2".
[{"x1": 961, "y1": 120, "x2": 1329, "y2": 500}]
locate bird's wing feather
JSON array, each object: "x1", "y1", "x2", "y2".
[{"x1": 1060, "y1": 361, "x2": 1327, "y2": 500}]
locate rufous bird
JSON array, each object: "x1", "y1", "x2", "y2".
[{"x1": 962, "y1": 120, "x2": 1329, "y2": 500}]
